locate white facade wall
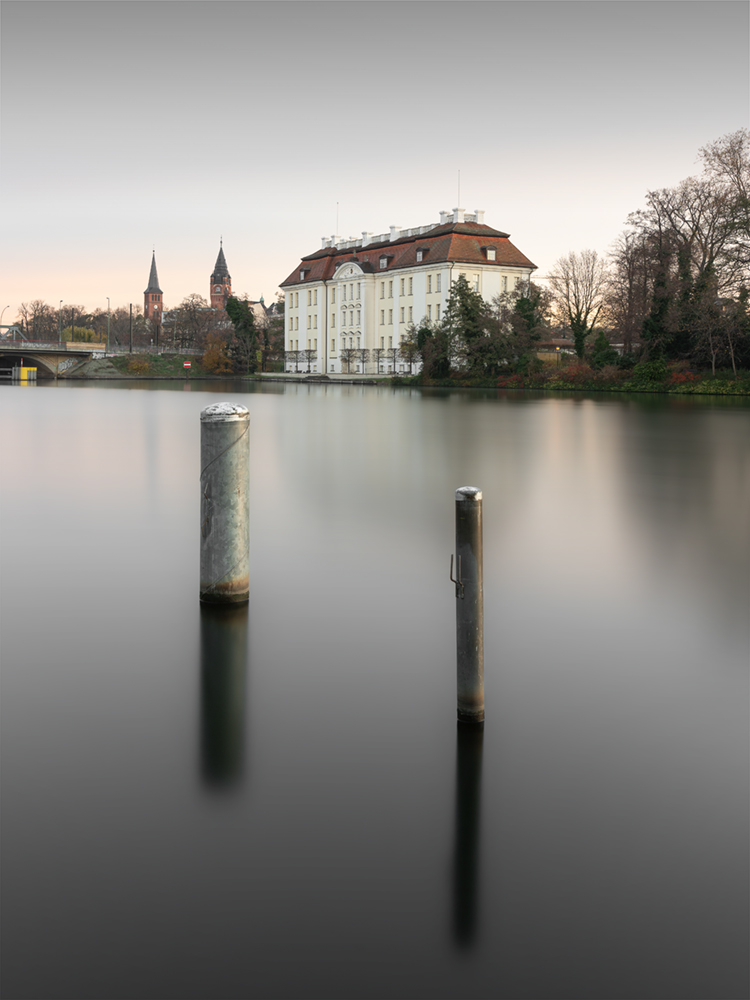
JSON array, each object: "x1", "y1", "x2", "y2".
[{"x1": 284, "y1": 214, "x2": 534, "y2": 374}]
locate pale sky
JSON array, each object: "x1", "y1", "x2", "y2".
[{"x1": 1, "y1": 0, "x2": 748, "y2": 318}]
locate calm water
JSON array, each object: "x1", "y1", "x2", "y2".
[{"x1": 1, "y1": 381, "x2": 748, "y2": 1000}]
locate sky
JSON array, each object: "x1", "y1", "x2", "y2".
[{"x1": 1, "y1": 0, "x2": 748, "y2": 318}]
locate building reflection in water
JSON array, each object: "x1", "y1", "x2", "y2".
[
  {"x1": 200, "y1": 603, "x2": 248, "y2": 789},
  {"x1": 452, "y1": 722, "x2": 484, "y2": 947}
]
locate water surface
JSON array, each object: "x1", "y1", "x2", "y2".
[{"x1": 1, "y1": 381, "x2": 748, "y2": 999}]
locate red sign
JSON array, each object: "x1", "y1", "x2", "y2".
[{"x1": 184, "y1": 362, "x2": 191, "y2": 369}]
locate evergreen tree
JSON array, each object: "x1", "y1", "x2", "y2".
[{"x1": 225, "y1": 296, "x2": 258, "y2": 374}]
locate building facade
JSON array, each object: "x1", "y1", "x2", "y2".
[{"x1": 280, "y1": 209, "x2": 536, "y2": 374}]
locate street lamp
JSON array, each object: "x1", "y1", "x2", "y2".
[
  {"x1": 106, "y1": 297, "x2": 110, "y2": 354},
  {"x1": 0, "y1": 304, "x2": 9, "y2": 331}
]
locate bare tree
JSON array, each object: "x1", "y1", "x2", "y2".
[
  {"x1": 340, "y1": 348, "x2": 357, "y2": 374},
  {"x1": 285, "y1": 349, "x2": 301, "y2": 373},
  {"x1": 302, "y1": 348, "x2": 317, "y2": 372},
  {"x1": 387, "y1": 346, "x2": 400, "y2": 373},
  {"x1": 372, "y1": 347, "x2": 386, "y2": 372},
  {"x1": 354, "y1": 347, "x2": 370, "y2": 374},
  {"x1": 548, "y1": 250, "x2": 609, "y2": 357}
]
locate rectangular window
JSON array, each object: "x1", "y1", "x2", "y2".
[
  {"x1": 400, "y1": 278, "x2": 405, "y2": 295},
  {"x1": 380, "y1": 258, "x2": 387, "y2": 269},
  {"x1": 380, "y1": 310, "x2": 385, "y2": 325},
  {"x1": 331, "y1": 288, "x2": 336, "y2": 303},
  {"x1": 388, "y1": 281, "x2": 393, "y2": 298},
  {"x1": 388, "y1": 309, "x2": 393, "y2": 324},
  {"x1": 381, "y1": 337, "x2": 385, "y2": 348},
  {"x1": 515, "y1": 277, "x2": 522, "y2": 288},
  {"x1": 473, "y1": 274, "x2": 480, "y2": 292},
  {"x1": 295, "y1": 292, "x2": 299, "y2": 307},
  {"x1": 356, "y1": 310, "x2": 360, "y2": 324},
  {"x1": 409, "y1": 277, "x2": 413, "y2": 294},
  {"x1": 408, "y1": 306, "x2": 413, "y2": 321},
  {"x1": 314, "y1": 289, "x2": 318, "y2": 305},
  {"x1": 295, "y1": 317, "x2": 299, "y2": 330},
  {"x1": 307, "y1": 290, "x2": 311, "y2": 306},
  {"x1": 350, "y1": 284, "x2": 353, "y2": 299},
  {"x1": 380, "y1": 282, "x2": 385, "y2": 299},
  {"x1": 357, "y1": 283, "x2": 361, "y2": 299},
  {"x1": 307, "y1": 316, "x2": 311, "y2": 329},
  {"x1": 314, "y1": 339, "x2": 317, "y2": 349},
  {"x1": 427, "y1": 275, "x2": 432, "y2": 293},
  {"x1": 331, "y1": 314, "x2": 335, "y2": 328},
  {"x1": 487, "y1": 248, "x2": 496, "y2": 261},
  {"x1": 436, "y1": 304, "x2": 441, "y2": 321},
  {"x1": 314, "y1": 315, "x2": 317, "y2": 329},
  {"x1": 388, "y1": 337, "x2": 392, "y2": 348},
  {"x1": 416, "y1": 250, "x2": 423, "y2": 262},
  {"x1": 400, "y1": 307, "x2": 405, "y2": 323},
  {"x1": 331, "y1": 339, "x2": 335, "y2": 352},
  {"x1": 427, "y1": 305, "x2": 432, "y2": 320},
  {"x1": 436, "y1": 274, "x2": 441, "y2": 292}
]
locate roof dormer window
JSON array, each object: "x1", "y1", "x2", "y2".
[
  {"x1": 379, "y1": 256, "x2": 388, "y2": 269},
  {"x1": 484, "y1": 247, "x2": 496, "y2": 261},
  {"x1": 416, "y1": 251, "x2": 423, "y2": 262},
  {"x1": 300, "y1": 268, "x2": 309, "y2": 280}
]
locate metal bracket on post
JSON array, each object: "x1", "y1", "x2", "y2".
[{"x1": 450, "y1": 554, "x2": 465, "y2": 599}]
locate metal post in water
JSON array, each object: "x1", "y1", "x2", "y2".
[
  {"x1": 200, "y1": 403, "x2": 250, "y2": 604},
  {"x1": 451, "y1": 486, "x2": 484, "y2": 723}
]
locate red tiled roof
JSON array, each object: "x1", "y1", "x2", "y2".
[{"x1": 280, "y1": 222, "x2": 536, "y2": 286}]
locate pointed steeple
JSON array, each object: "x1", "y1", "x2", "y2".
[
  {"x1": 211, "y1": 240, "x2": 231, "y2": 282},
  {"x1": 144, "y1": 252, "x2": 162, "y2": 294}
]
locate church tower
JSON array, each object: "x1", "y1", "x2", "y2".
[
  {"x1": 144, "y1": 252, "x2": 163, "y2": 321},
  {"x1": 210, "y1": 241, "x2": 232, "y2": 310}
]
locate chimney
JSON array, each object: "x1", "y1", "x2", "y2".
[
  {"x1": 474, "y1": 209, "x2": 485, "y2": 224},
  {"x1": 439, "y1": 210, "x2": 450, "y2": 225},
  {"x1": 452, "y1": 207, "x2": 465, "y2": 224},
  {"x1": 321, "y1": 236, "x2": 329, "y2": 249},
  {"x1": 389, "y1": 225, "x2": 400, "y2": 242},
  {"x1": 361, "y1": 231, "x2": 373, "y2": 246}
]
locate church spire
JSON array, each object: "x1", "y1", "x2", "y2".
[
  {"x1": 210, "y1": 240, "x2": 232, "y2": 309},
  {"x1": 143, "y1": 251, "x2": 163, "y2": 322},
  {"x1": 145, "y1": 251, "x2": 162, "y2": 294}
]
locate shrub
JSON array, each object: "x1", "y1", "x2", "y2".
[
  {"x1": 557, "y1": 361, "x2": 594, "y2": 386},
  {"x1": 630, "y1": 358, "x2": 669, "y2": 386},
  {"x1": 128, "y1": 357, "x2": 150, "y2": 375},
  {"x1": 202, "y1": 333, "x2": 233, "y2": 374}
]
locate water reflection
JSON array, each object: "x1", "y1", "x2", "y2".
[
  {"x1": 200, "y1": 603, "x2": 248, "y2": 789},
  {"x1": 452, "y1": 722, "x2": 484, "y2": 948}
]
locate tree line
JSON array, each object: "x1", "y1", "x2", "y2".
[{"x1": 9, "y1": 293, "x2": 287, "y2": 364}]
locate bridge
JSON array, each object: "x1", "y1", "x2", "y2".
[{"x1": 0, "y1": 340, "x2": 107, "y2": 377}]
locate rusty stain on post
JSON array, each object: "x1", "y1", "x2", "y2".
[
  {"x1": 200, "y1": 403, "x2": 250, "y2": 604},
  {"x1": 454, "y1": 486, "x2": 484, "y2": 724}
]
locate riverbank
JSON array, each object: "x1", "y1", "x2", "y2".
[
  {"x1": 59, "y1": 352, "x2": 750, "y2": 395},
  {"x1": 391, "y1": 366, "x2": 750, "y2": 396}
]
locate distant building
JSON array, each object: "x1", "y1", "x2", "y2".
[
  {"x1": 143, "y1": 253, "x2": 163, "y2": 322},
  {"x1": 280, "y1": 208, "x2": 536, "y2": 374},
  {"x1": 210, "y1": 242, "x2": 232, "y2": 310}
]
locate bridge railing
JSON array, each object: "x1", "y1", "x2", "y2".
[{"x1": 0, "y1": 340, "x2": 202, "y2": 356}]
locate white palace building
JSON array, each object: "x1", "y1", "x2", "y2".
[{"x1": 280, "y1": 208, "x2": 536, "y2": 374}]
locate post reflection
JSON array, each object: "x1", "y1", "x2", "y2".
[
  {"x1": 452, "y1": 722, "x2": 484, "y2": 948},
  {"x1": 200, "y1": 603, "x2": 248, "y2": 789}
]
